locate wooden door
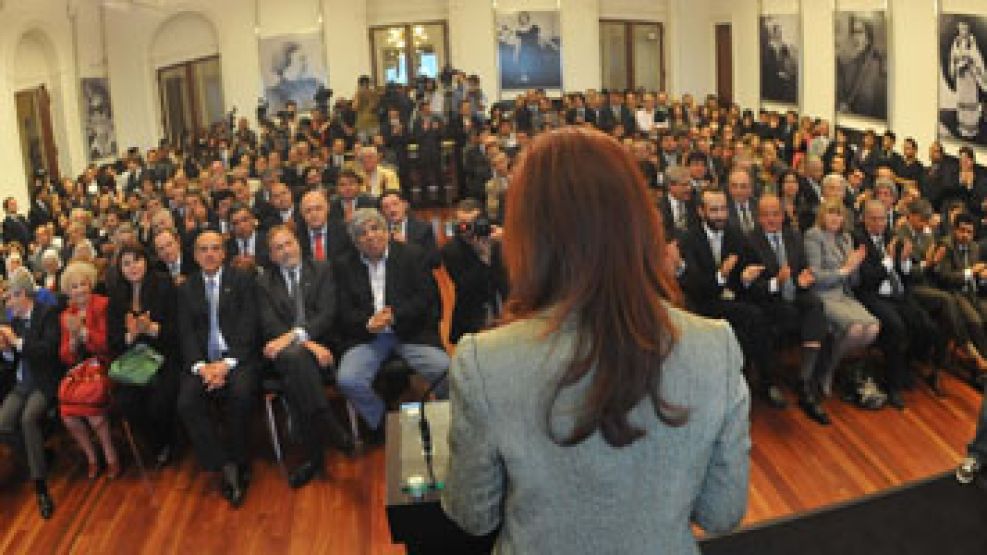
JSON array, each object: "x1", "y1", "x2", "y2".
[
  {"x1": 35, "y1": 85, "x2": 59, "y2": 180},
  {"x1": 15, "y1": 86, "x2": 59, "y2": 184},
  {"x1": 715, "y1": 24, "x2": 733, "y2": 105}
]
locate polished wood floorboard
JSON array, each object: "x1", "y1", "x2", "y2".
[{"x1": 0, "y1": 218, "x2": 983, "y2": 552}]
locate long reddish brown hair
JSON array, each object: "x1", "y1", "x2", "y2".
[{"x1": 503, "y1": 126, "x2": 687, "y2": 447}]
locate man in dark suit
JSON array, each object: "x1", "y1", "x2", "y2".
[
  {"x1": 854, "y1": 200, "x2": 938, "y2": 409},
  {"x1": 153, "y1": 228, "x2": 198, "y2": 285},
  {"x1": 27, "y1": 191, "x2": 53, "y2": 232},
  {"x1": 258, "y1": 225, "x2": 353, "y2": 488},
  {"x1": 380, "y1": 191, "x2": 439, "y2": 268},
  {"x1": 679, "y1": 187, "x2": 776, "y2": 405},
  {"x1": 659, "y1": 165, "x2": 700, "y2": 238},
  {"x1": 726, "y1": 169, "x2": 759, "y2": 234},
  {"x1": 0, "y1": 268, "x2": 61, "y2": 518},
  {"x1": 260, "y1": 181, "x2": 296, "y2": 231},
  {"x1": 328, "y1": 170, "x2": 378, "y2": 224},
  {"x1": 176, "y1": 230, "x2": 259, "y2": 507},
  {"x1": 297, "y1": 188, "x2": 352, "y2": 263},
  {"x1": 935, "y1": 212, "x2": 987, "y2": 382},
  {"x1": 2, "y1": 198, "x2": 32, "y2": 249},
  {"x1": 742, "y1": 194, "x2": 830, "y2": 422},
  {"x1": 225, "y1": 203, "x2": 270, "y2": 271},
  {"x1": 334, "y1": 209, "x2": 449, "y2": 439},
  {"x1": 606, "y1": 91, "x2": 636, "y2": 135}
]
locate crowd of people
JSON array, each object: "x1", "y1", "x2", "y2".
[{"x1": 0, "y1": 70, "x2": 985, "y2": 523}]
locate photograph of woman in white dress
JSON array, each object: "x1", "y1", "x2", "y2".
[{"x1": 939, "y1": 15, "x2": 987, "y2": 146}]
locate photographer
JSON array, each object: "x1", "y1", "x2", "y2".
[
  {"x1": 328, "y1": 98, "x2": 357, "y2": 150},
  {"x1": 352, "y1": 76, "x2": 380, "y2": 143},
  {"x1": 440, "y1": 199, "x2": 509, "y2": 344}
]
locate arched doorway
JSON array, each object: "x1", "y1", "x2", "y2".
[
  {"x1": 13, "y1": 29, "x2": 65, "y2": 184},
  {"x1": 150, "y1": 12, "x2": 225, "y2": 150}
]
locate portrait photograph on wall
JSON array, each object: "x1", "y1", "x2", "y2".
[
  {"x1": 835, "y1": 10, "x2": 888, "y2": 121},
  {"x1": 496, "y1": 10, "x2": 562, "y2": 91},
  {"x1": 760, "y1": 13, "x2": 800, "y2": 105},
  {"x1": 80, "y1": 77, "x2": 117, "y2": 161},
  {"x1": 939, "y1": 13, "x2": 987, "y2": 146},
  {"x1": 258, "y1": 31, "x2": 327, "y2": 112}
]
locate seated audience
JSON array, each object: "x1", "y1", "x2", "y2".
[{"x1": 380, "y1": 191, "x2": 439, "y2": 269}]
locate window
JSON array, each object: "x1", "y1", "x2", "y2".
[
  {"x1": 600, "y1": 21, "x2": 664, "y2": 91},
  {"x1": 157, "y1": 56, "x2": 225, "y2": 151},
  {"x1": 370, "y1": 22, "x2": 449, "y2": 86}
]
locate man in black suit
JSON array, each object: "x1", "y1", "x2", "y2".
[
  {"x1": 153, "y1": 228, "x2": 197, "y2": 285},
  {"x1": 27, "y1": 191, "x2": 53, "y2": 232},
  {"x1": 328, "y1": 170, "x2": 378, "y2": 224},
  {"x1": 297, "y1": 188, "x2": 351, "y2": 263},
  {"x1": 606, "y1": 91, "x2": 636, "y2": 135},
  {"x1": 679, "y1": 187, "x2": 776, "y2": 405},
  {"x1": 176, "y1": 230, "x2": 259, "y2": 507},
  {"x1": 257, "y1": 225, "x2": 353, "y2": 488},
  {"x1": 441, "y1": 200, "x2": 509, "y2": 345},
  {"x1": 2, "y1": 198, "x2": 32, "y2": 249},
  {"x1": 0, "y1": 268, "x2": 61, "y2": 518},
  {"x1": 225, "y1": 203, "x2": 270, "y2": 271},
  {"x1": 659, "y1": 165, "x2": 699, "y2": 238},
  {"x1": 742, "y1": 194, "x2": 830, "y2": 423},
  {"x1": 854, "y1": 200, "x2": 938, "y2": 409},
  {"x1": 334, "y1": 209, "x2": 449, "y2": 439},
  {"x1": 261, "y1": 181, "x2": 296, "y2": 231},
  {"x1": 726, "y1": 169, "x2": 759, "y2": 234},
  {"x1": 380, "y1": 191, "x2": 439, "y2": 268}
]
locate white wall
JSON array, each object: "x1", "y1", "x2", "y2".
[{"x1": 667, "y1": 0, "x2": 715, "y2": 98}]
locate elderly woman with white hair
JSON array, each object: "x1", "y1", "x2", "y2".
[
  {"x1": 58, "y1": 260, "x2": 118, "y2": 479},
  {"x1": 0, "y1": 267, "x2": 62, "y2": 518},
  {"x1": 38, "y1": 249, "x2": 62, "y2": 292}
]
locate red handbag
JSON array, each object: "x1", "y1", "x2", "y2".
[{"x1": 58, "y1": 357, "x2": 111, "y2": 418}]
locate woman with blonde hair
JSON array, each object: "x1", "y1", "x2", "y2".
[
  {"x1": 58, "y1": 260, "x2": 118, "y2": 479},
  {"x1": 803, "y1": 199, "x2": 880, "y2": 396}
]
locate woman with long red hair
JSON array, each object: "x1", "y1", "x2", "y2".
[{"x1": 442, "y1": 127, "x2": 750, "y2": 553}]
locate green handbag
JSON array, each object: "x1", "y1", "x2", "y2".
[{"x1": 109, "y1": 343, "x2": 164, "y2": 386}]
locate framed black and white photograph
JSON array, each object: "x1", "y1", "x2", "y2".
[
  {"x1": 496, "y1": 10, "x2": 562, "y2": 91},
  {"x1": 258, "y1": 31, "x2": 328, "y2": 112},
  {"x1": 835, "y1": 10, "x2": 888, "y2": 121},
  {"x1": 80, "y1": 77, "x2": 117, "y2": 161},
  {"x1": 759, "y1": 13, "x2": 800, "y2": 105},
  {"x1": 939, "y1": 13, "x2": 987, "y2": 146}
]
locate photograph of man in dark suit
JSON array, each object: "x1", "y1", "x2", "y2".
[
  {"x1": 257, "y1": 225, "x2": 354, "y2": 488},
  {"x1": 175, "y1": 230, "x2": 260, "y2": 508}
]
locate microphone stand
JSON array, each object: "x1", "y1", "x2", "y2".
[{"x1": 418, "y1": 369, "x2": 449, "y2": 492}]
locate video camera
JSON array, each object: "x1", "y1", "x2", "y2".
[{"x1": 456, "y1": 215, "x2": 492, "y2": 239}]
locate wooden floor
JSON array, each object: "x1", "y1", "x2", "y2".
[
  {"x1": 0, "y1": 371, "x2": 979, "y2": 554},
  {"x1": 0, "y1": 216, "x2": 983, "y2": 552}
]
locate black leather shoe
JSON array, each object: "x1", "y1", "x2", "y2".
[
  {"x1": 221, "y1": 464, "x2": 244, "y2": 508},
  {"x1": 36, "y1": 491, "x2": 54, "y2": 519},
  {"x1": 925, "y1": 370, "x2": 943, "y2": 396},
  {"x1": 238, "y1": 464, "x2": 252, "y2": 489},
  {"x1": 764, "y1": 385, "x2": 788, "y2": 409},
  {"x1": 887, "y1": 390, "x2": 905, "y2": 410},
  {"x1": 799, "y1": 398, "x2": 831, "y2": 425},
  {"x1": 288, "y1": 460, "x2": 322, "y2": 489}
]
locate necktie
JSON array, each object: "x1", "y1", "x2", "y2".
[
  {"x1": 240, "y1": 238, "x2": 249, "y2": 256},
  {"x1": 312, "y1": 230, "x2": 325, "y2": 261},
  {"x1": 13, "y1": 317, "x2": 30, "y2": 387},
  {"x1": 876, "y1": 238, "x2": 904, "y2": 296},
  {"x1": 711, "y1": 232, "x2": 722, "y2": 265},
  {"x1": 291, "y1": 268, "x2": 306, "y2": 327},
  {"x1": 771, "y1": 233, "x2": 795, "y2": 301},
  {"x1": 675, "y1": 200, "x2": 686, "y2": 229},
  {"x1": 170, "y1": 262, "x2": 180, "y2": 277},
  {"x1": 740, "y1": 204, "x2": 753, "y2": 232},
  {"x1": 206, "y1": 276, "x2": 223, "y2": 362},
  {"x1": 962, "y1": 247, "x2": 976, "y2": 294}
]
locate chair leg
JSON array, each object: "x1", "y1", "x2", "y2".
[
  {"x1": 121, "y1": 419, "x2": 154, "y2": 498},
  {"x1": 346, "y1": 401, "x2": 361, "y2": 445},
  {"x1": 264, "y1": 394, "x2": 287, "y2": 476}
]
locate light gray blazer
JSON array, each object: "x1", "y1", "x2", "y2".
[
  {"x1": 441, "y1": 306, "x2": 750, "y2": 555},
  {"x1": 804, "y1": 226, "x2": 858, "y2": 296}
]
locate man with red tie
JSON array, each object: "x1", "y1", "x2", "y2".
[{"x1": 297, "y1": 188, "x2": 353, "y2": 263}]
